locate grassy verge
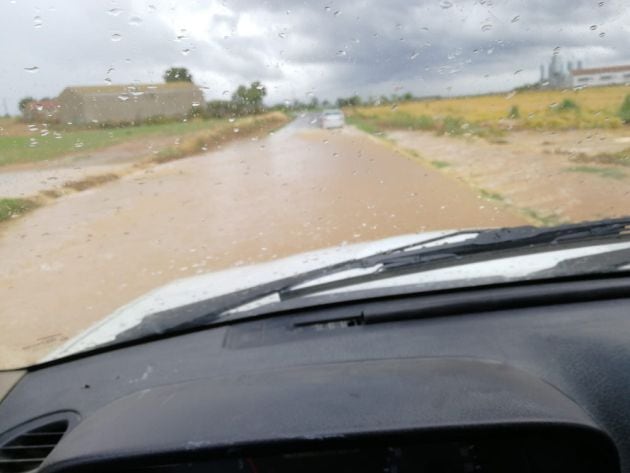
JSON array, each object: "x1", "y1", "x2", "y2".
[
  {"x1": 570, "y1": 148, "x2": 630, "y2": 167},
  {"x1": 346, "y1": 109, "x2": 504, "y2": 140},
  {"x1": 431, "y1": 160, "x2": 450, "y2": 169},
  {"x1": 565, "y1": 165, "x2": 626, "y2": 180},
  {"x1": 479, "y1": 189, "x2": 504, "y2": 202},
  {"x1": 0, "y1": 115, "x2": 288, "y2": 167},
  {"x1": 151, "y1": 112, "x2": 289, "y2": 164},
  {"x1": 0, "y1": 198, "x2": 38, "y2": 222},
  {"x1": 0, "y1": 112, "x2": 290, "y2": 225}
]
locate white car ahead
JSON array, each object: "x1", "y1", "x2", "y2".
[{"x1": 319, "y1": 109, "x2": 345, "y2": 129}]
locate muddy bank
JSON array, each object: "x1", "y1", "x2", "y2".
[{"x1": 389, "y1": 128, "x2": 630, "y2": 224}]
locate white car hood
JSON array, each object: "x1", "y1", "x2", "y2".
[{"x1": 44, "y1": 229, "x2": 630, "y2": 362}]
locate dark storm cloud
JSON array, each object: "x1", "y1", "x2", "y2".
[{"x1": 1, "y1": 0, "x2": 628, "y2": 113}]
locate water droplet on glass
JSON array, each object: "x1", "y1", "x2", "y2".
[
  {"x1": 24, "y1": 66, "x2": 39, "y2": 73},
  {"x1": 481, "y1": 24, "x2": 493, "y2": 32},
  {"x1": 111, "y1": 33, "x2": 122, "y2": 42},
  {"x1": 439, "y1": 0, "x2": 453, "y2": 9},
  {"x1": 148, "y1": 4, "x2": 156, "y2": 11},
  {"x1": 107, "y1": 8, "x2": 123, "y2": 16},
  {"x1": 228, "y1": 117, "x2": 236, "y2": 123},
  {"x1": 598, "y1": 1, "x2": 605, "y2": 6},
  {"x1": 336, "y1": 50, "x2": 347, "y2": 57},
  {"x1": 104, "y1": 77, "x2": 112, "y2": 84},
  {"x1": 334, "y1": 10, "x2": 341, "y2": 16},
  {"x1": 117, "y1": 95, "x2": 130, "y2": 102},
  {"x1": 233, "y1": 128, "x2": 240, "y2": 133},
  {"x1": 511, "y1": 15, "x2": 520, "y2": 23},
  {"x1": 514, "y1": 69, "x2": 523, "y2": 75},
  {"x1": 181, "y1": 48, "x2": 191, "y2": 56},
  {"x1": 33, "y1": 16, "x2": 43, "y2": 28},
  {"x1": 129, "y1": 16, "x2": 142, "y2": 26},
  {"x1": 278, "y1": 32, "x2": 286, "y2": 39},
  {"x1": 410, "y1": 51, "x2": 420, "y2": 60},
  {"x1": 599, "y1": 32, "x2": 606, "y2": 38},
  {"x1": 74, "y1": 140, "x2": 84, "y2": 149},
  {"x1": 589, "y1": 25, "x2": 597, "y2": 30},
  {"x1": 324, "y1": 6, "x2": 331, "y2": 12}
]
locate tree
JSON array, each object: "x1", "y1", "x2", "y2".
[
  {"x1": 231, "y1": 81, "x2": 267, "y2": 115},
  {"x1": 18, "y1": 96, "x2": 35, "y2": 112},
  {"x1": 336, "y1": 95, "x2": 361, "y2": 108},
  {"x1": 163, "y1": 67, "x2": 193, "y2": 83}
]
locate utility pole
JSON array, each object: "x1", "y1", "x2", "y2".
[{"x1": 2, "y1": 98, "x2": 8, "y2": 117}]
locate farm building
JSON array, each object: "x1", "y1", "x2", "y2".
[
  {"x1": 570, "y1": 65, "x2": 630, "y2": 88},
  {"x1": 22, "y1": 99, "x2": 61, "y2": 123},
  {"x1": 57, "y1": 82, "x2": 205, "y2": 125}
]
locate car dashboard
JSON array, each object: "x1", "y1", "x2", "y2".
[{"x1": 1, "y1": 278, "x2": 630, "y2": 473}]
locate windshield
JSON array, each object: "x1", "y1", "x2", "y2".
[{"x1": 1, "y1": 0, "x2": 629, "y2": 369}]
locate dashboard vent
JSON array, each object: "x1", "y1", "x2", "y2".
[{"x1": 0, "y1": 420, "x2": 69, "y2": 473}]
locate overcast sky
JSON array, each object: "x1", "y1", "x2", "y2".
[{"x1": 1, "y1": 0, "x2": 629, "y2": 113}]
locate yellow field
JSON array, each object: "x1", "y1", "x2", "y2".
[{"x1": 351, "y1": 85, "x2": 630, "y2": 131}]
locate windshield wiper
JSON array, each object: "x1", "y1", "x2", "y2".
[
  {"x1": 113, "y1": 217, "x2": 630, "y2": 343},
  {"x1": 279, "y1": 217, "x2": 630, "y2": 300}
]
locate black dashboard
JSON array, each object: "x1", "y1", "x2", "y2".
[{"x1": 1, "y1": 278, "x2": 630, "y2": 473}]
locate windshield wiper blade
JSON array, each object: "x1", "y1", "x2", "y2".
[{"x1": 279, "y1": 217, "x2": 630, "y2": 300}]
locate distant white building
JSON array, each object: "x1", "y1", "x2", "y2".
[{"x1": 570, "y1": 65, "x2": 630, "y2": 88}]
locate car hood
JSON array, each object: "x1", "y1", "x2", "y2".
[{"x1": 43, "y1": 229, "x2": 630, "y2": 363}]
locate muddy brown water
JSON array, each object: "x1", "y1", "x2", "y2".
[{"x1": 0, "y1": 116, "x2": 524, "y2": 368}]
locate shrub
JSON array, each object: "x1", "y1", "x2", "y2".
[
  {"x1": 619, "y1": 94, "x2": 630, "y2": 123},
  {"x1": 557, "y1": 98, "x2": 579, "y2": 112},
  {"x1": 507, "y1": 105, "x2": 520, "y2": 119}
]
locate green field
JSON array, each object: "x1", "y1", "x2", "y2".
[{"x1": 0, "y1": 118, "x2": 226, "y2": 167}]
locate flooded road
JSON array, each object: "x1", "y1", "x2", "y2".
[{"x1": 0, "y1": 115, "x2": 525, "y2": 367}]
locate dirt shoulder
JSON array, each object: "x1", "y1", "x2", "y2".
[{"x1": 386, "y1": 128, "x2": 630, "y2": 225}]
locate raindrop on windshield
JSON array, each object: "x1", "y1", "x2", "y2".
[
  {"x1": 181, "y1": 48, "x2": 191, "y2": 56},
  {"x1": 128, "y1": 16, "x2": 142, "y2": 26},
  {"x1": 233, "y1": 128, "x2": 240, "y2": 133},
  {"x1": 278, "y1": 32, "x2": 286, "y2": 39},
  {"x1": 107, "y1": 8, "x2": 123, "y2": 16},
  {"x1": 24, "y1": 66, "x2": 39, "y2": 73},
  {"x1": 481, "y1": 24, "x2": 493, "y2": 32},
  {"x1": 589, "y1": 25, "x2": 598, "y2": 30},
  {"x1": 117, "y1": 95, "x2": 130, "y2": 102},
  {"x1": 511, "y1": 15, "x2": 520, "y2": 23},
  {"x1": 599, "y1": 31, "x2": 606, "y2": 38},
  {"x1": 33, "y1": 16, "x2": 43, "y2": 28},
  {"x1": 439, "y1": 0, "x2": 453, "y2": 9},
  {"x1": 228, "y1": 118, "x2": 235, "y2": 123},
  {"x1": 111, "y1": 33, "x2": 123, "y2": 42}
]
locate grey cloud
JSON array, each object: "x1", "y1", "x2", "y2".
[{"x1": 1, "y1": 0, "x2": 629, "y2": 113}]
